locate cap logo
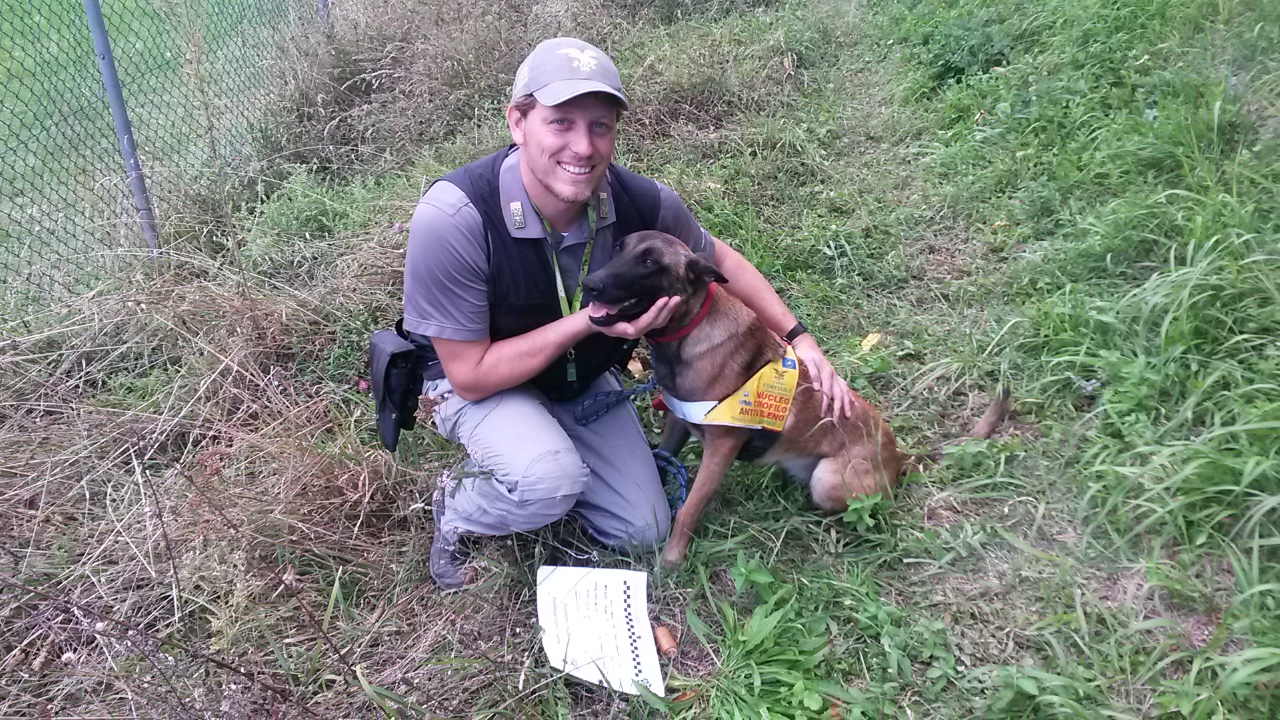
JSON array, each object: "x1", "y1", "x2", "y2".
[{"x1": 556, "y1": 48, "x2": 599, "y2": 71}]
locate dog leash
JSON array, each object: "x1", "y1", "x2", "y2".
[
  {"x1": 573, "y1": 377, "x2": 688, "y2": 514},
  {"x1": 573, "y1": 377, "x2": 657, "y2": 426},
  {"x1": 652, "y1": 449, "x2": 689, "y2": 514}
]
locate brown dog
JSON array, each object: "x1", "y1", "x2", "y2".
[{"x1": 582, "y1": 230, "x2": 1007, "y2": 565}]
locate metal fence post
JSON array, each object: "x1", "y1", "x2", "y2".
[{"x1": 83, "y1": 0, "x2": 159, "y2": 254}]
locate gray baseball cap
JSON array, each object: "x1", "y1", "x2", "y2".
[{"x1": 511, "y1": 38, "x2": 629, "y2": 110}]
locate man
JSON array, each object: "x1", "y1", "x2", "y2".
[{"x1": 404, "y1": 37, "x2": 853, "y2": 590}]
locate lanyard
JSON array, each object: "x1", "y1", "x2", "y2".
[{"x1": 539, "y1": 204, "x2": 596, "y2": 317}]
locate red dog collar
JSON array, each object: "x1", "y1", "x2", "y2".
[{"x1": 647, "y1": 283, "x2": 716, "y2": 344}]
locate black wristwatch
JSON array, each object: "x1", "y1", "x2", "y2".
[{"x1": 782, "y1": 321, "x2": 808, "y2": 344}]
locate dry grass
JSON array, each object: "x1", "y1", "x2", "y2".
[
  {"x1": 270, "y1": 0, "x2": 713, "y2": 174},
  {"x1": 2, "y1": 234, "x2": 629, "y2": 715},
  {"x1": 20, "y1": 180, "x2": 602, "y2": 702},
  {"x1": 1, "y1": 233, "x2": 432, "y2": 715},
  {"x1": 268, "y1": 0, "x2": 821, "y2": 177}
]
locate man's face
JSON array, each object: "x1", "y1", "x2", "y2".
[{"x1": 507, "y1": 93, "x2": 618, "y2": 210}]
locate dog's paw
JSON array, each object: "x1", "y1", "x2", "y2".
[{"x1": 661, "y1": 544, "x2": 687, "y2": 568}]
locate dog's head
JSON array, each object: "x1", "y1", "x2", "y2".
[{"x1": 582, "y1": 230, "x2": 727, "y2": 326}]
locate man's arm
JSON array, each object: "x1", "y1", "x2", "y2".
[
  {"x1": 434, "y1": 299, "x2": 681, "y2": 402},
  {"x1": 711, "y1": 237, "x2": 855, "y2": 419},
  {"x1": 431, "y1": 313, "x2": 593, "y2": 402},
  {"x1": 709, "y1": 238, "x2": 801, "y2": 338}
]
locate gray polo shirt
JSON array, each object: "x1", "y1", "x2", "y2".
[{"x1": 404, "y1": 147, "x2": 715, "y2": 341}]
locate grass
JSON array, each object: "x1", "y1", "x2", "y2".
[{"x1": 2, "y1": 0, "x2": 1278, "y2": 717}]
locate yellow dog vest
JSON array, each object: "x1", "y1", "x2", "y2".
[{"x1": 660, "y1": 346, "x2": 800, "y2": 431}]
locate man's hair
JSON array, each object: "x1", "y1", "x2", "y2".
[
  {"x1": 509, "y1": 93, "x2": 627, "y2": 119},
  {"x1": 510, "y1": 94, "x2": 538, "y2": 117}
]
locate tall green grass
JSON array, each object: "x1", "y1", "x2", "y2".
[{"x1": 876, "y1": 0, "x2": 1280, "y2": 715}]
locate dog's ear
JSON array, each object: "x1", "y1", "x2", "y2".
[{"x1": 686, "y1": 254, "x2": 729, "y2": 287}]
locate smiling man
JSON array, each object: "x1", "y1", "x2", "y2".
[{"x1": 404, "y1": 38, "x2": 853, "y2": 590}]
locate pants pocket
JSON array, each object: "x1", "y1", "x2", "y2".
[
  {"x1": 501, "y1": 447, "x2": 590, "y2": 503},
  {"x1": 422, "y1": 378, "x2": 460, "y2": 438}
]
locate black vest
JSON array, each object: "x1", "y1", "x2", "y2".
[{"x1": 412, "y1": 147, "x2": 662, "y2": 402}]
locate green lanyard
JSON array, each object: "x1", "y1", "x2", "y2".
[
  {"x1": 536, "y1": 204, "x2": 596, "y2": 383},
  {"x1": 540, "y1": 204, "x2": 597, "y2": 317}
]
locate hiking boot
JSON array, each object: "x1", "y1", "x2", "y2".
[{"x1": 430, "y1": 486, "x2": 469, "y2": 590}]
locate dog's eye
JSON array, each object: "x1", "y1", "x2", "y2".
[{"x1": 642, "y1": 257, "x2": 655, "y2": 267}]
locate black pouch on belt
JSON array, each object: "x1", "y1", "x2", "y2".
[{"x1": 370, "y1": 319, "x2": 422, "y2": 451}]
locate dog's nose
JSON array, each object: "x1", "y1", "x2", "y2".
[{"x1": 581, "y1": 274, "x2": 604, "y2": 293}]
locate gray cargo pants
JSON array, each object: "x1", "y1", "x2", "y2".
[{"x1": 424, "y1": 371, "x2": 671, "y2": 551}]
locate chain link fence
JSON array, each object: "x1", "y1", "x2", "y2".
[{"x1": 1, "y1": 0, "x2": 321, "y2": 310}]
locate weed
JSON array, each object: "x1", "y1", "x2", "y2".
[
  {"x1": 842, "y1": 493, "x2": 893, "y2": 533},
  {"x1": 664, "y1": 567, "x2": 847, "y2": 718}
]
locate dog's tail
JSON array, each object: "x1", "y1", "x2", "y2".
[
  {"x1": 968, "y1": 385, "x2": 1011, "y2": 440},
  {"x1": 903, "y1": 386, "x2": 1011, "y2": 473}
]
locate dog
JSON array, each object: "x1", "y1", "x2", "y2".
[{"x1": 582, "y1": 230, "x2": 1008, "y2": 566}]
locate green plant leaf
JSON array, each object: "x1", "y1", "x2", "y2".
[
  {"x1": 635, "y1": 682, "x2": 670, "y2": 711},
  {"x1": 739, "y1": 598, "x2": 793, "y2": 654},
  {"x1": 802, "y1": 688, "x2": 824, "y2": 710},
  {"x1": 1016, "y1": 676, "x2": 1039, "y2": 696}
]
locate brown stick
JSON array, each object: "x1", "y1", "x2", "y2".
[{"x1": 968, "y1": 386, "x2": 1011, "y2": 439}]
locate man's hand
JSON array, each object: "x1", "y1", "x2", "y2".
[
  {"x1": 791, "y1": 334, "x2": 855, "y2": 419},
  {"x1": 590, "y1": 297, "x2": 682, "y2": 339}
]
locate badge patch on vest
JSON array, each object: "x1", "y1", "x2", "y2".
[{"x1": 662, "y1": 346, "x2": 800, "y2": 431}]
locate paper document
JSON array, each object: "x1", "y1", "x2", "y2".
[{"x1": 536, "y1": 566, "x2": 665, "y2": 696}]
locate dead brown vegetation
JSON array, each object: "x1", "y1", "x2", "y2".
[{"x1": 269, "y1": 0, "x2": 814, "y2": 175}]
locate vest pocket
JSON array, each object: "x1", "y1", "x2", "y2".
[{"x1": 490, "y1": 300, "x2": 558, "y2": 341}]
